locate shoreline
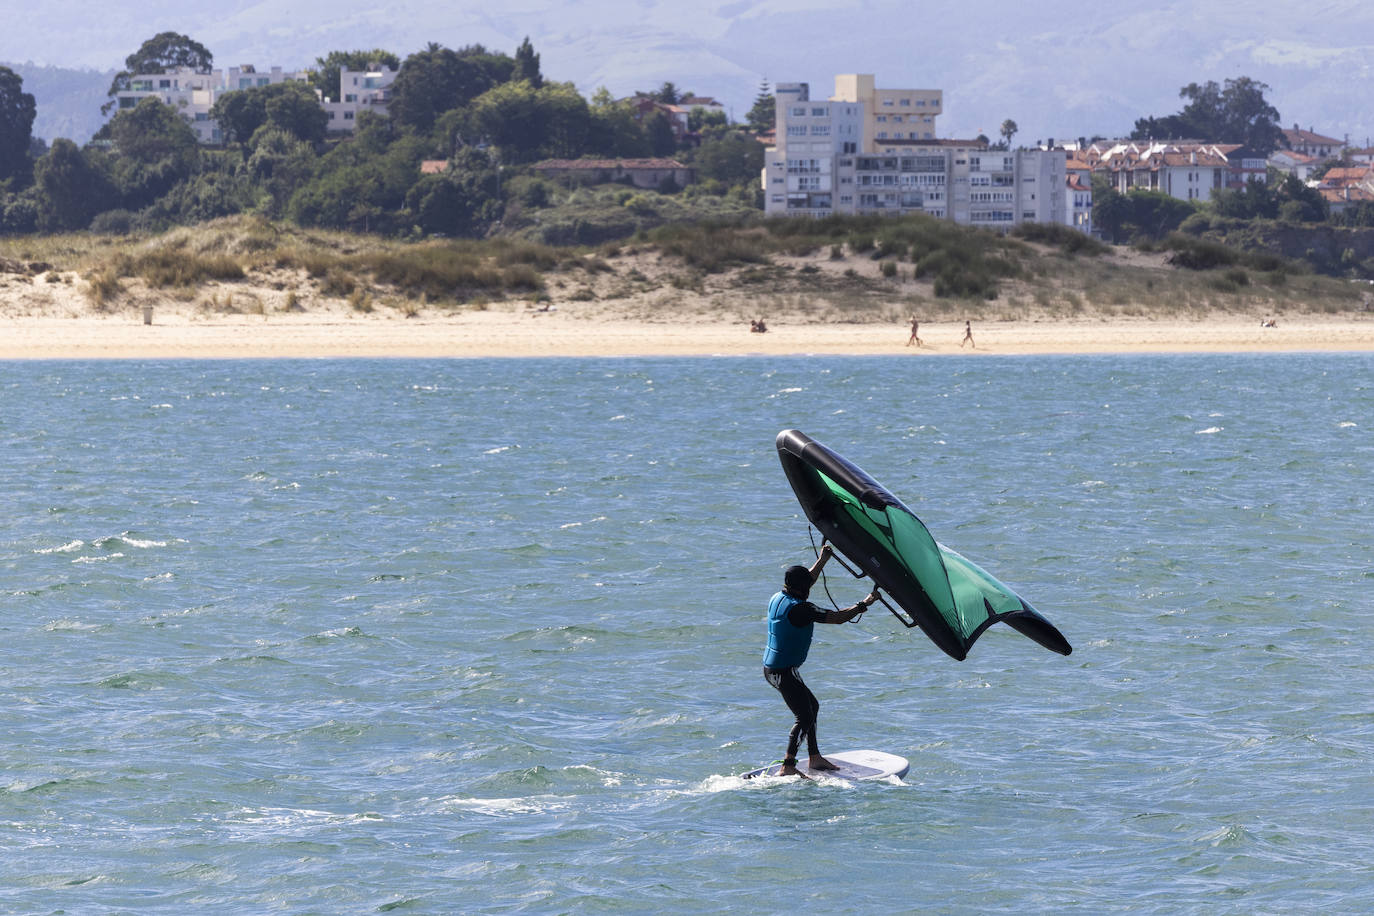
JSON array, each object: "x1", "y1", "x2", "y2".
[{"x1": 2, "y1": 310, "x2": 1372, "y2": 359}]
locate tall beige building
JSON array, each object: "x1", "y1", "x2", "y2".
[{"x1": 832, "y1": 74, "x2": 942, "y2": 150}]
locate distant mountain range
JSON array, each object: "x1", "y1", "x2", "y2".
[{"x1": 6, "y1": 0, "x2": 1373, "y2": 147}]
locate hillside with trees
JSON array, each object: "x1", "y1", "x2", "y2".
[{"x1": 0, "y1": 33, "x2": 765, "y2": 247}]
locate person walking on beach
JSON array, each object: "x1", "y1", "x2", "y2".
[
  {"x1": 907, "y1": 316, "x2": 922, "y2": 347},
  {"x1": 961, "y1": 320, "x2": 975, "y2": 348},
  {"x1": 763, "y1": 544, "x2": 877, "y2": 777}
]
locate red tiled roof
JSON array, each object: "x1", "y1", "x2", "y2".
[
  {"x1": 1320, "y1": 186, "x2": 1374, "y2": 203},
  {"x1": 420, "y1": 160, "x2": 449, "y2": 174},
  {"x1": 1283, "y1": 127, "x2": 1342, "y2": 146},
  {"x1": 1322, "y1": 166, "x2": 1372, "y2": 183}
]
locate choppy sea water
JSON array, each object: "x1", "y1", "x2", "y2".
[{"x1": 1, "y1": 354, "x2": 1371, "y2": 914}]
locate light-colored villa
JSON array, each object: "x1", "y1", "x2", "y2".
[
  {"x1": 115, "y1": 65, "x2": 311, "y2": 143},
  {"x1": 114, "y1": 63, "x2": 396, "y2": 143},
  {"x1": 322, "y1": 65, "x2": 398, "y2": 132}
]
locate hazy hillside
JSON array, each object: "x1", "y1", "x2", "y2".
[
  {"x1": 3, "y1": 0, "x2": 1371, "y2": 146},
  {"x1": 3, "y1": 62, "x2": 111, "y2": 144}
]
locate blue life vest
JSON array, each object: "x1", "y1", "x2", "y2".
[{"x1": 763, "y1": 590, "x2": 814, "y2": 669}]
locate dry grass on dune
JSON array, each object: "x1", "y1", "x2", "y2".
[{"x1": 1, "y1": 214, "x2": 1369, "y2": 327}]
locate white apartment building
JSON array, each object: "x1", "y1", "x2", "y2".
[
  {"x1": 763, "y1": 74, "x2": 1068, "y2": 228},
  {"x1": 322, "y1": 65, "x2": 398, "y2": 132},
  {"x1": 114, "y1": 63, "x2": 393, "y2": 143}
]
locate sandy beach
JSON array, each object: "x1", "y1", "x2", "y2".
[{"x1": 2, "y1": 305, "x2": 1372, "y2": 359}]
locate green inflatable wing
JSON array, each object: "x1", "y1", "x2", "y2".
[{"x1": 776, "y1": 429, "x2": 1072, "y2": 661}]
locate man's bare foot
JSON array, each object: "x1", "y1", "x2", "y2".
[
  {"x1": 778, "y1": 763, "x2": 811, "y2": 779},
  {"x1": 808, "y1": 755, "x2": 839, "y2": 771}
]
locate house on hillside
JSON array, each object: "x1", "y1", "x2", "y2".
[
  {"x1": 1281, "y1": 125, "x2": 1343, "y2": 160},
  {"x1": 114, "y1": 64, "x2": 310, "y2": 144},
  {"x1": 621, "y1": 97, "x2": 691, "y2": 140},
  {"x1": 1087, "y1": 142, "x2": 1229, "y2": 202},
  {"x1": 1269, "y1": 148, "x2": 1321, "y2": 181},
  {"x1": 531, "y1": 158, "x2": 695, "y2": 190},
  {"x1": 679, "y1": 96, "x2": 725, "y2": 114},
  {"x1": 1066, "y1": 173, "x2": 1092, "y2": 234},
  {"x1": 1314, "y1": 164, "x2": 1374, "y2": 215},
  {"x1": 322, "y1": 65, "x2": 397, "y2": 132}
]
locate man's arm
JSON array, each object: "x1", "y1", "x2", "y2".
[
  {"x1": 823, "y1": 590, "x2": 878, "y2": 624},
  {"x1": 807, "y1": 544, "x2": 834, "y2": 582}
]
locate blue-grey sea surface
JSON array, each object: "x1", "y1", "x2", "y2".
[{"x1": 1, "y1": 355, "x2": 1371, "y2": 914}]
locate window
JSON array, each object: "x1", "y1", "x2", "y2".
[
  {"x1": 159, "y1": 79, "x2": 172, "y2": 89},
  {"x1": 344, "y1": 111, "x2": 355, "y2": 120},
  {"x1": 787, "y1": 125, "x2": 807, "y2": 136},
  {"x1": 882, "y1": 98, "x2": 893, "y2": 106},
  {"x1": 969, "y1": 156, "x2": 981, "y2": 171},
  {"x1": 810, "y1": 125, "x2": 830, "y2": 135},
  {"x1": 877, "y1": 131, "x2": 888, "y2": 139},
  {"x1": 877, "y1": 115, "x2": 887, "y2": 122},
  {"x1": 811, "y1": 107, "x2": 827, "y2": 116},
  {"x1": 792, "y1": 106, "x2": 806, "y2": 116},
  {"x1": 900, "y1": 98, "x2": 911, "y2": 106},
  {"x1": 772, "y1": 195, "x2": 785, "y2": 203},
  {"x1": 893, "y1": 116, "x2": 903, "y2": 123}
]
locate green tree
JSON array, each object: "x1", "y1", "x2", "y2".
[
  {"x1": 262, "y1": 81, "x2": 329, "y2": 145},
  {"x1": 999, "y1": 119, "x2": 1018, "y2": 150},
  {"x1": 104, "y1": 32, "x2": 213, "y2": 115},
  {"x1": 1091, "y1": 175, "x2": 1131, "y2": 244},
  {"x1": 213, "y1": 81, "x2": 329, "y2": 148},
  {"x1": 470, "y1": 80, "x2": 591, "y2": 163},
  {"x1": 34, "y1": 138, "x2": 113, "y2": 230},
  {"x1": 1127, "y1": 190, "x2": 1197, "y2": 239},
  {"x1": 389, "y1": 43, "x2": 514, "y2": 132},
  {"x1": 587, "y1": 91, "x2": 651, "y2": 158},
  {"x1": 247, "y1": 127, "x2": 318, "y2": 216},
  {"x1": 0, "y1": 66, "x2": 37, "y2": 186},
  {"x1": 654, "y1": 81, "x2": 679, "y2": 104},
  {"x1": 691, "y1": 129, "x2": 763, "y2": 186},
  {"x1": 745, "y1": 79, "x2": 774, "y2": 133},
  {"x1": 1131, "y1": 76, "x2": 1282, "y2": 154},
  {"x1": 309, "y1": 49, "x2": 399, "y2": 100},
  {"x1": 513, "y1": 37, "x2": 542, "y2": 89},
  {"x1": 688, "y1": 107, "x2": 728, "y2": 132},
  {"x1": 403, "y1": 150, "x2": 502, "y2": 237},
  {"x1": 104, "y1": 97, "x2": 200, "y2": 209},
  {"x1": 645, "y1": 111, "x2": 676, "y2": 157}
]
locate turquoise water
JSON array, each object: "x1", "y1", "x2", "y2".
[{"x1": 2, "y1": 355, "x2": 1371, "y2": 914}]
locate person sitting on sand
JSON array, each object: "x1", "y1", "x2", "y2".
[
  {"x1": 906, "y1": 316, "x2": 922, "y2": 347},
  {"x1": 751, "y1": 318, "x2": 768, "y2": 333}
]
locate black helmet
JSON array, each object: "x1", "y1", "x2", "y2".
[{"x1": 783, "y1": 564, "x2": 812, "y2": 597}]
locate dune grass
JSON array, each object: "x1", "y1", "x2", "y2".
[{"x1": 4, "y1": 212, "x2": 1368, "y2": 319}]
